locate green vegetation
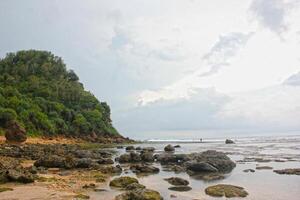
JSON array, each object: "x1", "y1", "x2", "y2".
[{"x1": 0, "y1": 50, "x2": 119, "y2": 138}]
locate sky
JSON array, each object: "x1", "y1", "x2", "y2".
[{"x1": 1, "y1": 0, "x2": 300, "y2": 139}]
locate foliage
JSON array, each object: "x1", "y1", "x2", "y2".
[{"x1": 0, "y1": 50, "x2": 119, "y2": 137}]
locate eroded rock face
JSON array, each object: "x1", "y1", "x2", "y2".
[
  {"x1": 4, "y1": 121, "x2": 27, "y2": 143},
  {"x1": 205, "y1": 184, "x2": 248, "y2": 198}
]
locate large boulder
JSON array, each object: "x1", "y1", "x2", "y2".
[
  {"x1": 4, "y1": 121, "x2": 27, "y2": 143},
  {"x1": 191, "y1": 150, "x2": 236, "y2": 173}
]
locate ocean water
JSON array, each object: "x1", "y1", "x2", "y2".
[{"x1": 90, "y1": 135, "x2": 300, "y2": 200}]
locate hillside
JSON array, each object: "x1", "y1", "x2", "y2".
[{"x1": 0, "y1": 50, "x2": 123, "y2": 142}]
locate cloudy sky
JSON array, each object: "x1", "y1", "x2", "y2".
[{"x1": 1, "y1": 0, "x2": 300, "y2": 139}]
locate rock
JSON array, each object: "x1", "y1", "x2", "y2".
[
  {"x1": 0, "y1": 157, "x2": 36, "y2": 184},
  {"x1": 116, "y1": 188, "x2": 163, "y2": 200},
  {"x1": 0, "y1": 187, "x2": 13, "y2": 193},
  {"x1": 140, "y1": 152, "x2": 154, "y2": 162},
  {"x1": 164, "y1": 144, "x2": 175, "y2": 152},
  {"x1": 170, "y1": 194, "x2": 177, "y2": 198},
  {"x1": 164, "y1": 177, "x2": 189, "y2": 186},
  {"x1": 6, "y1": 169, "x2": 35, "y2": 183},
  {"x1": 73, "y1": 193, "x2": 90, "y2": 199},
  {"x1": 82, "y1": 183, "x2": 96, "y2": 189},
  {"x1": 98, "y1": 165, "x2": 122, "y2": 174},
  {"x1": 125, "y1": 146, "x2": 135, "y2": 151},
  {"x1": 163, "y1": 165, "x2": 185, "y2": 173},
  {"x1": 4, "y1": 121, "x2": 27, "y2": 143},
  {"x1": 94, "y1": 188, "x2": 107, "y2": 192},
  {"x1": 135, "y1": 146, "x2": 142, "y2": 151},
  {"x1": 130, "y1": 164, "x2": 159, "y2": 174},
  {"x1": 225, "y1": 139, "x2": 235, "y2": 144},
  {"x1": 256, "y1": 166, "x2": 273, "y2": 170},
  {"x1": 142, "y1": 147, "x2": 155, "y2": 152},
  {"x1": 243, "y1": 169, "x2": 255, "y2": 173},
  {"x1": 205, "y1": 184, "x2": 248, "y2": 198},
  {"x1": 190, "y1": 150, "x2": 236, "y2": 173},
  {"x1": 109, "y1": 176, "x2": 139, "y2": 188},
  {"x1": 156, "y1": 154, "x2": 190, "y2": 164},
  {"x1": 97, "y1": 158, "x2": 114, "y2": 165},
  {"x1": 126, "y1": 183, "x2": 146, "y2": 190},
  {"x1": 117, "y1": 146, "x2": 124, "y2": 149},
  {"x1": 190, "y1": 173, "x2": 225, "y2": 181},
  {"x1": 273, "y1": 168, "x2": 300, "y2": 175},
  {"x1": 168, "y1": 186, "x2": 192, "y2": 192},
  {"x1": 186, "y1": 162, "x2": 218, "y2": 173},
  {"x1": 118, "y1": 152, "x2": 141, "y2": 163},
  {"x1": 118, "y1": 154, "x2": 131, "y2": 163},
  {"x1": 174, "y1": 145, "x2": 181, "y2": 148},
  {"x1": 130, "y1": 152, "x2": 142, "y2": 162},
  {"x1": 34, "y1": 155, "x2": 77, "y2": 169}
]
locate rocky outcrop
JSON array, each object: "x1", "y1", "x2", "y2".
[{"x1": 0, "y1": 157, "x2": 36, "y2": 184}]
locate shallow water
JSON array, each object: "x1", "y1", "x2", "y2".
[{"x1": 90, "y1": 135, "x2": 300, "y2": 200}]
